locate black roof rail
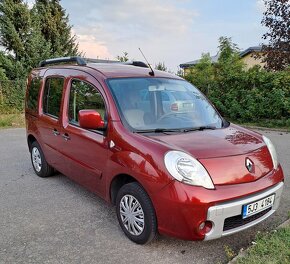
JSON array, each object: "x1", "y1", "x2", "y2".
[
  {"x1": 123, "y1": 61, "x2": 149, "y2": 68},
  {"x1": 39, "y1": 56, "x2": 87, "y2": 67}
]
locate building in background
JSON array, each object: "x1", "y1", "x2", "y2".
[{"x1": 180, "y1": 46, "x2": 265, "y2": 74}]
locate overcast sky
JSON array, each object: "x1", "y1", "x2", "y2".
[{"x1": 28, "y1": 0, "x2": 267, "y2": 72}]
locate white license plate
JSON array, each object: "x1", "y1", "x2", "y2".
[{"x1": 242, "y1": 194, "x2": 275, "y2": 219}]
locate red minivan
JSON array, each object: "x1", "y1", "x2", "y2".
[{"x1": 25, "y1": 57, "x2": 284, "y2": 244}]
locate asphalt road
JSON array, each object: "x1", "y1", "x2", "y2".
[{"x1": 0, "y1": 128, "x2": 289, "y2": 264}]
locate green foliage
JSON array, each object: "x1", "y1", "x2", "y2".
[
  {"x1": 116, "y1": 52, "x2": 129, "y2": 62},
  {"x1": 261, "y1": 0, "x2": 290, "y2": 71},
  {"x1": 0, "y1": 0, "x2": 80, "y2": 80},
  {"x1": 32, "y1": 0, "x2": 79, "y2": 57},
  {"x1": 0, "y1": 79, "x2": 26, "y2": 113},
  {"x1": 0, "y1": 113, "x2": 24, "y2": 128},
  {"x1": 185, "y1": 53, "x2": 214, "y2": 94},
  {"x1": 185, "y1": 37, "x2": 290, "y2": 127},
  {"x1": 155, "y1": 62, "x2": 167, "y2": 72},
  {"x1": 224, "y1": 244, "x2": 236, "y2": 261},
  {"x1": 235, "y1": 226, "x2": 290, "y2": 264}
]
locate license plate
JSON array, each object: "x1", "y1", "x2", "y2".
[{"x1": 242, "y1": 194, "x2": 275, "y2": 219}]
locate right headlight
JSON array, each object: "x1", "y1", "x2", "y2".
[
  {"x1": 263, "y1": 135, "x2": 278, "y2": 170},
  {"x1": 164, "y1": 150, "x2": 215, "y2": 189}
]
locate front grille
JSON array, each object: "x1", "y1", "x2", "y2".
[{"x1": 223, "y1": 207, "x2": 272, "y2": 231}]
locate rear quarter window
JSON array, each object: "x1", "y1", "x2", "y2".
[
  {"x1": 43, "y1": 78, "x2": 64, "y2": 118},
  {"x1": 27, "y1": 77, "x2": 42, "y2": 112}
]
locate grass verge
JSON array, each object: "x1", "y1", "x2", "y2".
[
  {"x1": 234, "y1": 222, "x2": 290, "y2": 264},
  {"x1": 234, "y1": 119, "x2": 290, "y2": 132},
  {"x1": 0, "y1": 113, "x2": 25, "y2": 128}
]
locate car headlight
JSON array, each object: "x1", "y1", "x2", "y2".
[
  {"x1": 262, "y1": 136, "x2": 278, "y2": 170},
  {"x1": 164, "y1": 151, "x2": 215, "y2": 189}
]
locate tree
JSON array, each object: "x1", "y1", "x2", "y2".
[
  {"x1": 0, "y1": 0, "x2": 50, "y2": 79},
  {"x1": 0, "y1": 0, "x2": 79, "y2": 79},
  {"x1": 217, "y1": 36, "x2": 240, "y2": 64},
  {"x1": 116, "y1": 51, "x2": 129, "y2": 62},
  {"x1": 261, "y1": 0, "x2": 290, "y2": 70},
  {"x1": 155, "y1": 62, "x2": 167, "y2": 72},
  {"x1": 184, "y1": 53, "x2": 214, "y2": 94},
  {"x1": 0, "y1": 0, "x2": 31, "y2": 61},
  {"x1": 33, "y1": 0, "x2": 79, "y2": 57}
]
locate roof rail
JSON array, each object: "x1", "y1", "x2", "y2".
[
  {"x1": 39, "y1": 56, "x2": 87, "y2": 67},
  {"x1": 124, "y1": 61, "x2": 149, "y2": 68}
]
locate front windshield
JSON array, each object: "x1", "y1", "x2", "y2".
[{"x1": 107, "y1": 78, "x2": 223, "y2": 131}]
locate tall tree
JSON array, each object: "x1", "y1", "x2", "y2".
[
  {"x1": 0, "y1": 0, "x2": 31, "y2": 61},
  {"x1": 33, "y1": 0, "x2": 79, "y2": 57},
  {"x1": 217, "y1": 36, "x2": 240, "y2": 64},
  {"x1": 0, "y1": 0, "x2": 50, "y2": 78},
  {"x1": 155, "y1": 62, "x2": 167, "y2": 72},
  {"x1": 261, "y1": 0, "x2": 290, "y2": 70}
]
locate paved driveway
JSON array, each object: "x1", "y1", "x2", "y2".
[{"x1": 0, "y1": 128, "x2": 289, "y2": 264}]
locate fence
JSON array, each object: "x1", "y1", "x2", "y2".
[{"x1": 0, "y1": 79, "x2": 26, "y2": 113}]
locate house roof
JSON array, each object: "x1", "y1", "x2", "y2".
[
  {"x1": 180, "y1": 46, "x2": 262, "y2": 68},
  {"x1": 180, "y1": 53, "x2": 220, "y2": 68},
  {"x1": 239, "y1": 46, "x2": 262, "y2": 57}
]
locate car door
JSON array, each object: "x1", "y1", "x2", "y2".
[
  {"x1": 37, "y1": 73, "x2": 66, "y2": 171},
  {"x1": 60, "y1": 73, "x2": 109, "y2": 196}
]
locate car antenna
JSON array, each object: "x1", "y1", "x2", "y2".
[{"x1": 138, "y1": 48, "x2": 154, "y2": 76}]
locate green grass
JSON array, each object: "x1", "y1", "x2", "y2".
[
  {"x1": 235, "y1": 223, "x2": 290, "y2": 264},
  {"x1": 234, "y1": 119, "x2": 290, "y2": 131},
  {"x1": 0, "y1": 113, "x2": 25, "y2": 128}
]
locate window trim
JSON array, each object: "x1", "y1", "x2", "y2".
[
  {"x1": 42, "y1": 76, "x2": 65, "y2": 120},
  {"x1": 67, "y1": 78, "x2": 108, "y2": 134}
]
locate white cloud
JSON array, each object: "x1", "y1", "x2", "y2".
[
  {"x1": 63, "y1": 0, "x2": 199, "y2": 71},
  {"x1": 256, "y1": 0, "x2": 267, "y2": 13},
  {"x1": 75, "y1": 33, "x2": 112, "y2": 59}
]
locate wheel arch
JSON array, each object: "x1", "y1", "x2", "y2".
[
  {"x1": 110, "y1": 174, "x2": 142, "y2": 205},
  {"x1": 27, "y1": 134, "x2": 37, "y2": 151}
]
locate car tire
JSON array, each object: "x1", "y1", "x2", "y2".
[
  {"x1": 116, "y1": 182, "x2": 157, "y2": 244},
  {"x1": 30, "y1": 141, "x2": 54, "y2": 177}
]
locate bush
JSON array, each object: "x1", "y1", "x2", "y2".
[
  {"x1": 184, "y1": 38, "x2": 290, "y2": 128},
  {"x1": 0, "y1": 79, "x2": 26, "y2": 113}
]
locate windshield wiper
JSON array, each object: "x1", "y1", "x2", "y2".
[
  {"x1": 183, "y1": 126, "x2": 217, "y2": 132},
  {"x1": 134, "y1": 128, "x2": 183, "y2": 134}
]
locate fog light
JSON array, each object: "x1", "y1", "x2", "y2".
[{"x1": 198, "y1": 221, "x2": 212, "y2": 235}]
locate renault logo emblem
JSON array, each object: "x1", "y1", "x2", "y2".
[{"x1": 245, "y1": 158, "x2": 254, "y2": 173}]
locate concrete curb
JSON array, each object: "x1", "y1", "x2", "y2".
[{"x1": 228, "y1": 219, "x2": 290, "y2": 264}]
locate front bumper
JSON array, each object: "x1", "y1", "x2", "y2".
[
  {"x1": 205, "y1": 181, "x2": 284, "y2": 240},
  {"x1": 151, "y1": 165, "x2": 284, "y2": 241}
]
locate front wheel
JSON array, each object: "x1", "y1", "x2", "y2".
[
  {"x1": 116, "y1": 182, "x2": 157, "y2": 244},
  {"x1": 30, "y1": 141, "x2": 54, "y2": 177}
]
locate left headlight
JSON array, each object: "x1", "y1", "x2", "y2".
[
  {"x1": 164, "y1": 150, "x2": 215, "y2": 189},
  {"x1": 263, "y1": 135, "x2": 278, "y2": 170}
]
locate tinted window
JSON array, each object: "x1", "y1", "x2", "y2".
[
  {"x1": 27, "y1": 77, "x2": 41, "y2": 111},
  {"x1": 43, "y1": 78, "x2": 64, "y2": 118},
  {"x1": 68, "y1": 80, "x2": 106, "y2": 125}
]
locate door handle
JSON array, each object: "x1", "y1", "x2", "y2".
[
  {"x1": 53, "y1": 129, "x2": 60, "y2": 136},
  {"x1": 62, "y1": 133, "x2": 70, "y2": 141}
]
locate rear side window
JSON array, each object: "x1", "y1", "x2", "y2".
[
  {"x1": 68, "y1": 79, "x2": 106, "y2": 125},
  {"x1": 43, "y1": 78, "x2": 64, "y2": 118},
  {"x1": 27, "y1": 77, "x2": 42, "y2": 111}
]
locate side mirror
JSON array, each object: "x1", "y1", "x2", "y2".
[{"x1": 78, "y1": 110, "x2": 105, "y2": 130}]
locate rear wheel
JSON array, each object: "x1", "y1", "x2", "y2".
[
  {"x1": 116, "y1": 182, "x2": 157, "y2": 244},
  {"x1": 30, "y1": 141, "x2": 54, "y2": 177}
]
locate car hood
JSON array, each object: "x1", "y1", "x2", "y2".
[
  {"x1": 146, "y1": 124, "x2": 273, "y2": 185},
  {"x1": 147, "y1": 124, "x2": 264, "y2": 159}
]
